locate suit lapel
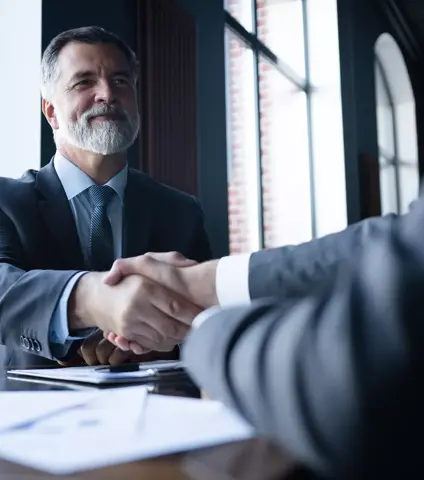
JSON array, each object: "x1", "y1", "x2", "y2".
[
  {"x1": 35, "y1": 161, "x2": 85, "y2": 270},
  {"x1": 123, "y1": 170, "x2": 153, "y2": 258}
]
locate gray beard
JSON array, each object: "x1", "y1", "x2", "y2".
[
  {"x1": 67, "y1": 117, "x2": 140, "y2": 155},
  {"x1": 55, "y1": 105, "x2": 140, "y2": 155}
]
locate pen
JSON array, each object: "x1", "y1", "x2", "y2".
[{"x1": 95, "y1": 363, "x2": 141, "y2": 373}]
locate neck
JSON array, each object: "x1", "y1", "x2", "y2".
[{"x1": 58, "y1": 145, "x2": 126, "y2": 184}]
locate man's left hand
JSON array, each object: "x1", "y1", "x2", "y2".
[{"x1": 78, "y1": 329, "x2": 150, "y2": 366}]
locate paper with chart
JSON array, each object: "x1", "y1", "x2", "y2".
[
  {"x1": 0, "y1": 392, "x2": 253, "y2": 474},
  {"x1": 0, "y1": 390, "x2": 102, "y2": 431}
]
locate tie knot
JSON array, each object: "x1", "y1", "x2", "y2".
[{"x1": 89, "y1": 185, "x2": 115, "y2": 208}]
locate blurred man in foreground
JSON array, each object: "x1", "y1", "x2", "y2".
[{"x1": 103, "y1": 196, "x2": 424, "y2": 477}]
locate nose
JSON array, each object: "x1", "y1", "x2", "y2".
[{"x1": 94, "y1": 79, "x2": 116, "y2": 104}]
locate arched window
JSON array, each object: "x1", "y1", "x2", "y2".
[{"x1": 375, "y1": 33, "x2": 419, "y2": 215}]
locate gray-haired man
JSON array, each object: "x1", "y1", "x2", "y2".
[{"x1": 0, "y1": 26, "x2": 211, "y2": 368}]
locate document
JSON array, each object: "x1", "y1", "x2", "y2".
[
  {"x1": 9, "y1": 361, "x2": 183, "y2": 385},
  {"x1": 0, "y1": 390, "x2": 101, "y2": 432},
  {"x1": 0, "y1": 392, "x2": 253, "y2": 474}
]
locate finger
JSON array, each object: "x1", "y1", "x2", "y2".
[
  {"x1": 79, "y1": 331, "x2": 104, "y2": 366},
  {"x1": 111, "y1": 335, "x2": 145, "y2": 355},
  {"x1": 133, "y1": 300, "x2": 191, "y2": 342},
  {"x1": 95, "y1": 338, "x2": 116, "y2": 365},
  {"x1": 129, "y1": 341, "x2": 147, "y2": 355},
  {"x1": 107, "y1": 332, "x2": 119, "y2": 344},
  {"x1": 118, "y1": 294, "x2": 190, "y2": 343},
  {"x1": 103, "y1": 261, "x2": 124, "y2": 286},
  {"x1": 103, "y1": 256, "x2": 149, "y2": 286},
  {"x1": 119, "y1": 332, "x2": 178, "y2": 353},
  {"x1": 127, "y1": 312, "x2": 184, "y2": 344},
  {"x1": 108, "y1": 348, "x2": 134, "y2": 366},
  {"x1": 103, "y1": 252, "x2": 196, "y2": 286},
  {"x1": 113, "y1": 335, "x2": 131, "y2": 351},
  {"x1": 143, "y1": 279, "x2": 202, "y2": 327}
]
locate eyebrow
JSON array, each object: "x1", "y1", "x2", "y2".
[{"x1": 68, "y1": 70, "x2": 132, "y2": 85}]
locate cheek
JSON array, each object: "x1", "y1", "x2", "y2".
[
  {"x1": 67, "y1": 95, "x2": 94, "y2": 122},
  {"x1": 121, "y1": 90, "x2": 139, "y2": 116}
]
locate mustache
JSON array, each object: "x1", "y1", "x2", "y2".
[{"x1": 82, "y1": 104, "x2": 129, "y2": 122}]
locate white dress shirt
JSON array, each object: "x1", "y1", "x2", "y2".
[
  {"x1": 192, "y1": 253, "x2": 252, "y2": 330},
  {"x1": 49, "y1": 152, "x2": 127, "y2": 346}
]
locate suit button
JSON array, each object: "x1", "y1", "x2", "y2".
[
  {"x1": 28, "y1": 339, "x2": 35, "y2": 351},
  {"x1": 33, "y1": 340, "x2": 42, "y2": 352},
  {"x1": 20, "y1": 335, "x2": 24, "y2": 346},
  {"x1": 22, "y1": 337, "x2": 30, "y2": 350}
]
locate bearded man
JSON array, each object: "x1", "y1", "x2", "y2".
[{"x1": 0, "y1": 26, "x2": 211, "y2": 369}]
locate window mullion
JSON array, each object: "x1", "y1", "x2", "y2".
[{"x1": 302, "y1": 0, "x2": 317, "y2": 238}]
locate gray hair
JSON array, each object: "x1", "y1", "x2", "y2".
[{"x1": 41, "y1": 26, "x2": 139, "y2": 101}]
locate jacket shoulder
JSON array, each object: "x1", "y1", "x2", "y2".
[
  {"x1": 0, "y1": 169, "x2": 38, "y2": 188},
  {"x1": 129, "y1": 169, "x2": 198, "y2": 206}
]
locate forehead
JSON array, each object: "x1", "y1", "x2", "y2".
[{"x1": 57, "y1": 42, "x2": 131, "y2": 81}]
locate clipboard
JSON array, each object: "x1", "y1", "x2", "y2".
[{"x1": 8, "y1": 360, "x2": 188, "y2": 386}]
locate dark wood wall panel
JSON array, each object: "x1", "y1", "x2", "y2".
[{"x1": 137, "y1": 0, "x2": 198, "y2": 195}]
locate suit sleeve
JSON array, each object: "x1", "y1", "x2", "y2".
[
  {"x1": 0, "y1": 207, "x2": 81, "y2": 360},
  {"x1": 249, "y1": 213, "x2": 397, "y2": 299},
  {"x1": 188, "y1": 196, "x2": 213, "y2": 263},
  {"x1": 184, "y1": 200, "x2": 424, "y2": 478}
]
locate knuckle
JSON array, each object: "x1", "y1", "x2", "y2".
[
  {"x1": 113, "y1": 258, "x2": 123, "y2": 269},
  {"x1": 120, "y1": 323, "x2": 133, "y2": 339},
  {"x1": 151, "y1": 329, "x2": 162, "y2": 343},
  {"x1": 95, "y1": 342, "x2": 107, "y2": 359},
  {"x1": 138, "y1": 254, "x2": 151, "y2": 267},
  {"x1": 140, "y1": 278, "x2": 154, "y2": 295},
  {"x1": 79, "y1": 343, "x2": 90, "y2": 356},
  {"x1": 110, "y1": 351, "x2": 128, "y2": 366},
  {"x1": 168, "y1": 298, "x2": 181, "y2": 318}
]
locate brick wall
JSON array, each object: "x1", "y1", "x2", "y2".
[
  {"x1": 226, "y1": 0, "x2": 271, "y2": 253},
  {"x1": 227, "y1": 32, "x2": 251, "y2": 253}
]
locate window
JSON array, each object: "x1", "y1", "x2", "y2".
[
  {"x1": 0, "y1": 0, "x2": 42, "y2": 177},
  {"x1": 225, "y1": 0, "x2": 347, "y2": 253},
  {"x1": 375, "y1": 33, "x2": 419, "y2": 215}
]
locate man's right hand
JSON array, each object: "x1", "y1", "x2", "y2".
[
  {"x1": 68, "y1": 271, "x2": 202, "y2": 354},
  {"x1": 99, "y1": 252, "x2": 220, "y2": 353}
]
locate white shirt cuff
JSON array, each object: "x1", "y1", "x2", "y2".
[
  {"x1": 192, "y1": 305, "x2": 223, "y2": 330},
  {"x1": 215, "y1": 253, "x2": 252, "y2": 307}
]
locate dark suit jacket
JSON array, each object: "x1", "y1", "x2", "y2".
[
  {"x1": 248, "y1": 212, "x2": 398, "y2": 300},
  {"x1": 0, "y1": 161, "x2": 211, "y2": 368},
  {"x1": 184, "y1": 194, "x2": 424, "y2": 479}
]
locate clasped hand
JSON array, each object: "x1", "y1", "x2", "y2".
[{"x1": 71, "y1": 252, "x2": 217, "y2": 365}]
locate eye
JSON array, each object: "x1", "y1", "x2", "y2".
[
  {"x1": 74, "y1": 79, "x2": 92, "y2": 89},
  {"x1": 113, "y1": 77, "x2": 129, "y2": 86}
]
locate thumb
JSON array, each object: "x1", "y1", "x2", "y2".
[
  {"x1": 145, "y1": 251, "x2": 198, "y2": 267},
  {"x1": 103, "y1": 257, "x2": 145, "y2": 285},
  {"x1": 103, "y1": 253, "x2": 197, "y2": 286}
]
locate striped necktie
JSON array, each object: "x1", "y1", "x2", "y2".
[{"x1": 88, "y1": 185, "x2": 115, "y2": 271}]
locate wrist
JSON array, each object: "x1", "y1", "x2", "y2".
[
  {"x1": 68, "y1": 272, "x2": 104, "y2": 330},
  {"x1": 185, "y1": 260, "x2": 219, "y2": 308}
]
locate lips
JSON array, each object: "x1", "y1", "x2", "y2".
[{"x1": 91, "y1": 114, "x2": 124, "y2": 121}]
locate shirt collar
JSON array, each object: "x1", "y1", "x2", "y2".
[{"x1": 53, "y1": 151, "x2": 128, "y2": 204}]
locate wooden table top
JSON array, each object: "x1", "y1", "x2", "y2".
[{"x1": 0, "y1": 367, "x2": 309, "y2": 480}]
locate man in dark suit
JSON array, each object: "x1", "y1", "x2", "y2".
[
  {"x1": 179, "y1": 195, "x2": 424, "y2": 478},
  {"x1": 0, "y1": 26, "x2": 211, "y2": 369}
]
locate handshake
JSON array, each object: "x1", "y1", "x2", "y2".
[{"x1": 67, "y1": 252, "x2": 219, "y2": 366}]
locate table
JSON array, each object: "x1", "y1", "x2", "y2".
[{"x1": 0, "y1": 367, "x2": 311, "y2": 480}]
